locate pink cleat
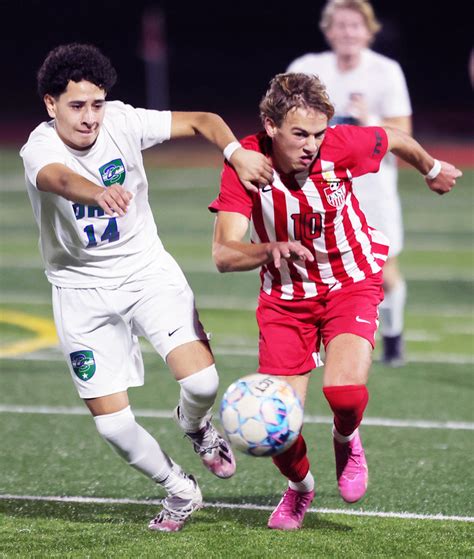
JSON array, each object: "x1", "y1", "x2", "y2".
[
  {"x1": 174, "y1": 406, "x2": 236, "y2": 479},
  {"x1": 333, "y1": 428, "x2": 368, "y2": 503},
  {"x1": 148, "y1": 474, "x2": 202, "y2": 532},
  {"x1": 267, "y1": 488, "x2": 315, "y2": 530}
]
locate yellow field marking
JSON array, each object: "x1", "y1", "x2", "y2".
[{"x1": 0, "y1": 311, "x2": 58, "y2": 357}]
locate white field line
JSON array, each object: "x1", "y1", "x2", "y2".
[
  {"x1": 3, "y1": 347, "x2": 473, "y2": 365},
  {"x1": 0, "y1": 493, "x2": 472, "y2": 523},
  {"x1": 0, "y1": 404, "x2": 472, "y2": 431}
]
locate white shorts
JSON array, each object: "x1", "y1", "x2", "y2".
[{"x1": 52, "y1": 252, "x2": 208, "y2": 399}]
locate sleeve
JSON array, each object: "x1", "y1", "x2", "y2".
[
  {"x1": 208, "y1": 162, "x2": 254, "y2": 219},
  {"x1": 20, "y1": 133, "x2": 68, "y2": 188},
  {"x1": 335, "y1": 126, "x2": 389, "y2": 178},
  {"x1": 132, "y1": 108, "x2": 172, "y2": 149},
  {"x1": 109, "y1": 102, "x2": 171, "y2": 150},
  {"x1": 379, "y1": 62, "x2": 412, "y2": 118}
]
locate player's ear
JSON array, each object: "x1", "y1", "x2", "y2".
[
  {"x1": 264, "y1": 117, "x2": 278, "y2": 138},
  {"x1": 43, "y1": 94, "x2": 57, "y2": 119}
]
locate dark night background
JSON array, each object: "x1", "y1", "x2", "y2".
[{"x1": 2, "y1": 0, "x2": 473, "y2": 144}]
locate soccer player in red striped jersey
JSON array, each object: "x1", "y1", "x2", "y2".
[{"x1": 209, "y1": 73, "x2": 461, "y2": 531}]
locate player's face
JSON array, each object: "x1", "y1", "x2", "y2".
[
  {"x1": 265, "y1": 107, "x2": 328, "y2": 174},
  {"x1": 325, "y1": 8, "x2": 372, "y2": 58},
  {"x1": 44, "y1": 80, "x2": 106, "y2": 150}
]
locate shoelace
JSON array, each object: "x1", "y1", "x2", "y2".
[
  {"x1": 158, "y1": 497, "x2": 196, "y2": 522},
  {"x1": 187, "y1": 423, "x2": 222, "y2": 456},
  {"x1": 293, "y1": 493, "x2": 312, "y2": 516}
]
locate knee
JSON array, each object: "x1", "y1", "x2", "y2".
[
  {"x1": 179, "y1": 364, "x2": 219, "y2": 402},
  {"x1": 93, "y1": 405, "x2": 135, "y2": 443}
]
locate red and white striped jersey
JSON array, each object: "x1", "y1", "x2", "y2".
[{"x1": 209, "y1": 125, "x2": 390, "y2": 300}]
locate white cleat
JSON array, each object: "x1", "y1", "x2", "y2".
[{"x1": 174, "y1": 406, "x2": 236, "y2": 479}]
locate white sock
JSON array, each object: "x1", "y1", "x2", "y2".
[
  {"x1": 178, "y1": 365, "x2": 219, "y2": 432},
  {"x1": 156, "y1": 461, "x2": 196, "y2": 498},
  {"x1": 94, "y1": 405, "x2": 172, "y2": 482},
  {"x1": 333, "y1": 426, "x2": 357, "y2": 443},
  {"x1": 289, "y1": 470, "x2": 315, "y2": 493},
  {"x1": 379, "y1": 280, "x2": 406, "y2": 337}
]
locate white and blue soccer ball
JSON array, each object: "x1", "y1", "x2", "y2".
[{"x1": 219, "y1": 374, "x2": 304, "y2": 457}]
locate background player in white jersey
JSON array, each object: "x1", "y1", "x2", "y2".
[
  {"x1": 210, "y1": 73, "x2": 460, "y2": 530},
  {"x1": 288, "y1": 0, "x2": 412, "y2": 366},
  {"x1": 20, "y1": 43, "x2": 273, "y2": 533}
]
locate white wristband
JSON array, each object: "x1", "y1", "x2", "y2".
[
  {"x1": 424, "y1": 159, "x2": 441, "y2": 180},
  {"x1": 223, "y1": 141, "x2": 241, "y2": 161}
]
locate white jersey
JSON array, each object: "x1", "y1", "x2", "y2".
[
  {"x1": 20, "y1": 101, "x2": 172, "y2": 287},
  {"x1": 288, "y1": 49, "x2": 412, "y2": 254}
]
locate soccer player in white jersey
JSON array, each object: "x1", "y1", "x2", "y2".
[
  {"x1": 287, "y1": 0, "x2": 412, "y2": 366},
  {"x1": 20, "y1": 43, "x2": 273, "y2": 533},
  {"x1": 209, "y1": 73, "x2": 460, "y2": 530}
]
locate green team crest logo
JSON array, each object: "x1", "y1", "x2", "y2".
[
  {"x1": 99, "y1": 159, "x2": 126, "y2": 187},
  {"x1": 70, "y1": 350, "x2": 96, "y2": 381}
]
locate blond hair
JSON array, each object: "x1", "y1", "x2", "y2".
[
  {"x1": 259, "y1": 73, "x2": 335, "y2": 127},
  {"x1": 320, "y1": 0, "x2": 381, "y2": 36}
]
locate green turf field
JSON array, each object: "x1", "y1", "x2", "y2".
[{"x1": 0, "y1": 148, "x2": 473, "y2": 557}]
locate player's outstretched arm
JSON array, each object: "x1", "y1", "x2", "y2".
[
  {"x1": 212, "y1": 211, "x2": 314, "y2": 273},
  {"x1": 170, "y1": 112, "x2": 273, "y2": 191},
  {"x1": 37, "y1": 163, "x2": 132, "y2": 216},
  {"x1": 384, "y1": 127, "x2": 462, "y2": 195}
]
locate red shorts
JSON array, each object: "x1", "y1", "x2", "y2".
[{"x1": 256, "y1": 272, "x2": 384, "y2": 376}]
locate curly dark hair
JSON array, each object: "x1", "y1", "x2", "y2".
[
  {"x1": 37, "y1": 43, "x2": 117, "y2": 98},
  {"x1": 260, "y1": 73, "x2": 335, "y2": 127}
]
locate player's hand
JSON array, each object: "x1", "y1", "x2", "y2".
[
  {"x1": 425, "y1": 161, "x2": 462, "y2": 195},
  {"x1": 268, "y1": 241, "x2": 314, "y2": 269},
  {"x1": 230, "y1": 148, "x2": 274, "y2": 193},
  {"x1": 95, "y1": 184, "x2": 133, "y2": 216}
]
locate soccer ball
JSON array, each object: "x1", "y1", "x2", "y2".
[{"x1": 219, "y1": 374, "x2": 304, "y2": 457}]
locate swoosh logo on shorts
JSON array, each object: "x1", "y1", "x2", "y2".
[
  {"x1": 355, "y1": 316, "x2": 371, "y2": 324},
  {"x1": 168, "y1": 327, "x2": 183, "y2": 336}
]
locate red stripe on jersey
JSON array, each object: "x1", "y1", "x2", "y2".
[
  {"x1": 339, "y1": 200, "x2": 365, "y2": 283},
  {"x1": 325, "y1": 205, "x2": 353, "y2": 284},
  {"x1": 252, "y1": 192, "x2": 283, "y2": 298},
  {"x1": 368, "y1": 227, "x2": 390, "y2": 267},
  {"x1": 348, "y1": 193, "x2": 385, "y2": 275}
]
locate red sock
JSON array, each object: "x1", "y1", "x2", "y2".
[
  {"x1": 323, "y1": 385, "x2": 369, "y2": 436},
  {"x1": 272, "y1": 433, "x2": 310, "y2": 482}
]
